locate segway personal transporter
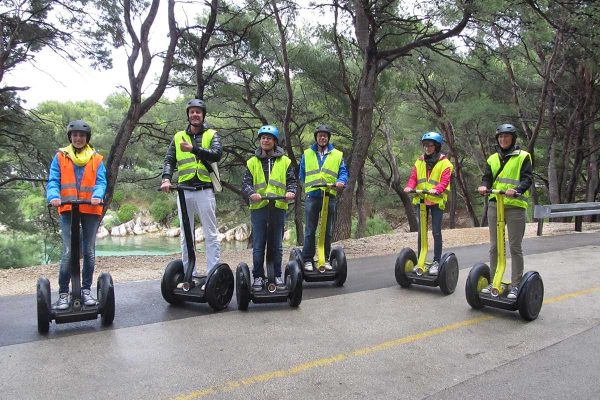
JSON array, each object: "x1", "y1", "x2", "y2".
[
  {"x1": 465, "y1": 190, "x2": 544, "y2": 321},
  {"x1": 36, "y1": 200, "x2": 115, "y2": 334},
  {"x1": 289, "y1": 183, "x2": 347, "y2": 286},
  {"x1": 236, "y1": 195, "x2": 303, "y2": 310},
  {"x1": 160, "y1": 184, "x2": 234, "y2": 311},
  {"x1": 394, "y1": 189, "x2": 459, "y2": 295}
]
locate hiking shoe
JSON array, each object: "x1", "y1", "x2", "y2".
[
  {"x1": 81, "y1": 289, "x2": 96, "y2": 306},
  {"x1": 304, "y1": 261, "x2": 314, "y2": 272},
  {"x1": 324, "y1": 261, "x2": 333, "y2": 271},
  {"x1": 480, "y1": 284, "x2": 492, "y2": 294},
  {"x1": 275, "y1": 277, "x2": 286, "y2": 290},
  {"x1": 428, "y1": 261, "x2": 440, "y2": 275},
  {"x1": 252, "y1": 277, "x2": 264, "y2": 291},
  {"x1": 507, "y1": 286, "x2": 519, "y2": 299},
  {"x1": 54, "y1": 292, "x2": 69, "y2": 310}
]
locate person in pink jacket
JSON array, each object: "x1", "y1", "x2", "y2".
[{"x1": 404, "y1": 132, "x2": 454, "y2": 275}]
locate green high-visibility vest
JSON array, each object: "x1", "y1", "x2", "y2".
[
  {"x1": 413, "y1": 158, "x2": 454, "y2": 210},
  {"x1": 304, "y1": 148, "x2": 343, "y2": 196},
  {"x1": 174, "y1": 129, "x2": 215, "y2": 183},
  {"x1": 488, "y1": 150, "x2": 531, "y2": 209},
  {"x1": 247, "y1": 155, "x2": 291, "y2": 210}
]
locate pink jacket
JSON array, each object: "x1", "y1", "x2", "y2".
[{"x1": 406, "y1": 154, "x2": 452, "y2": 206}]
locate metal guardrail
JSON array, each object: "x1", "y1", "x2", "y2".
[{"x1": 533, "y1": 202, "x2": 600, "y2": 236}]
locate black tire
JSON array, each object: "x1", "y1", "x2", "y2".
[
  {"x1": 331, "y1": 247, "x2": 347, "y2": 287},
  {"x1": 36, "y1": 277, "x2": 51, "y2": 334},
  {"x1": 206, "y1": 263, "x2": 234, "y2": 311},
  {"x1": 287, "y1": 261, "x2": 303, "y2": 307},
  {"x1": 161, "y1": 260, "x2": 184, "y2": 305},
  {"x1": 518, "y1": 272, "x2": 544, "y2": 321},
  {"x1": 465, "y1": 263, "x2": 490, "y2": 310},
  {"x1": 438, "y1": 252, "x2": 459, "y2": 295},
  {"x1": 395, "y1": 248, "x2": 417, "y2": 288},
  {"x1": 236, "y1": 263, "x2": 251, "y2": 311},
  {"x1": 98, "y1": 272, "x2": 115, "y2": 326}
]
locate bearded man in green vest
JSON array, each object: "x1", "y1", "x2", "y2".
[
  {"x1": 299, "y1": 124, "x2": 348, "y2": 272},
  {"x1": 478, "y1": 123, "x2": 533, "y2": 300},
  {"x1": 160, "y1": 99, "x2": 222, "y2": 290},
  {"x1": 241, "y1": 125, "x2": 297, "y2": 291}
]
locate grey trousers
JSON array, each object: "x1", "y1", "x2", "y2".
[{"x1": 487, "y1": 202, "x2": 527, "y2": 286}]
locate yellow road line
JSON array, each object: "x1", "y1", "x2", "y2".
[{"x1": 172, "y1": 285, "x2": 600, "y2": 400}]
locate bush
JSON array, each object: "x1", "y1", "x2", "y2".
[
  {"x1": 112, "y1": 189, "x2": 126, "y2": 205},
  {"x1": 150, "y1": 199, "x2": 175, "y2": 223},
  {"x1": 117, "y1": 204, "x2": 138, "y2": 223},
  {"x1": 351, "y1": 215, "x2": 392, "y2": 238}
]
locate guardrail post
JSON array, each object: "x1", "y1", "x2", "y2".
[
  {"x1": 575, "y1": 216, "x2": 583, "y2": 232},
  {"x1": 537, "y1": 219, "x2": 544, "y2": 236}
]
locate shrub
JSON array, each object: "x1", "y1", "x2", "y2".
[
  {"x1": 150, "y1": 199, "x2": 174, "y2": 223},
  {"x1": 117, "y1": 204, "x2": 138, "y2": 223}
]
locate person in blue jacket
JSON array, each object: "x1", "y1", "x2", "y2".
[
  {"x1": 299, "y1": 124, "x2": 348, "y2": 271},
  {"x1": 46, "y1": 120, "x2": 107, "y2": 310}
]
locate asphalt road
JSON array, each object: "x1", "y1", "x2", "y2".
[{"x1": 1, "y1": 231, "x2": 599, "y2": 399}]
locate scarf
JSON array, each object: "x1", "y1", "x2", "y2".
[
  {"x1": 424, "y1": 151, "x2": 441, "y2": 171},
  {"x1": 60, "y1": 144, "x2": 96, "y2": 167}
]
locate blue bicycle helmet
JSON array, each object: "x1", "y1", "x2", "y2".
[
  {"x1": 421, "y1": 131, "x2": 443, "y2": 144},
  {"x1": 257, "y1": 125, "x2": 280, "y2": 143}
]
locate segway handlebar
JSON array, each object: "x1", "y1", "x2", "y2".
[
  {"x1": 157, "y1": 184, "x2": 206, "y2": 192},
  {"x1": 480, "y1": 189, "x2": 521, "y2": 197},
  {"x1": 48, "y1": 199, "x2": 102, "y2": 207},
  {"x1": 406, "y1": 189, "x2": 441, "y2": 197},
  {"x1": 250, "y1": 195, "x2": 289, "y2": 202},
  {"x1": 311, "y1": 183, "x2": 346, "y2": 189}
]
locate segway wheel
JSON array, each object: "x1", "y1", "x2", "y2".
[
  {"x1": 236, "y1": 263, "x2": 251, "y2": 311},
  {"x1": 206, "y1": 263, "x2": 234, "y2": 311},
  {"x1": 36, "y1": 277, "x2": 51, "y2": 334},
  {"x1": 465, "y1": 263, "x2": 490, "y2": 309},
  {"x1": 438, "y1": 252, "x2": 459, "y2": 295},
  {"x1": 395, "y1": 248, "x2": 417, "y2": 288},
  {"x1": 518, "y1": 272, "x2": 544, "y2": 321},
  {"x1": 161, "y1": 260, "x2": 184, "y2": 305},
  {"x1": 331, "y1": 247, "x2": 347, "y2": 287},
  {"x1": 97, "y1": 272, "x2": 115, "y2": 326},
  {"x1": 287, "y1": 261, "x2": 303, "y2": 307},
  {"x1": 289, "y1": 247, "x2": 303, "y2": 266}
]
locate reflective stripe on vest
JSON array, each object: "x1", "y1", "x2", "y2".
[
  {"x1": 247, "y1": 156, "x2": 291, "y2": 210},
  {"x1": 488, "y1": 150, "x2": 531, "y2": 208},
  {"x1": 304, "y1": 148, "x2": 342, "y2": 196},
  {"x1": 412, "y1": 158, "x2": 453, "y2": 210},
  {"x1": 174, "y1": 129, "x2": 215, "y2": 183},
  {"x1": 57, "y1": 152, "x2": 104, "y2": 215}
]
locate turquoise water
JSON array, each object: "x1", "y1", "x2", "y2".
[{"x1": 95, "y1": 235, "x2": 247, "y2": 256}]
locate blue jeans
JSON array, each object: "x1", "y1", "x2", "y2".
[
  {"x1": 59, "y1": 212, "x2": 101, "y2": 293},
  {"x1": 251, "y1": 205, "x2": 286, "y2": 279},
  {"x1": 302, "y1": 195, "x2": 337, "y2": 262},
  {"x1": 415, "y1": 204, "x2": 443, "y2": 262}
]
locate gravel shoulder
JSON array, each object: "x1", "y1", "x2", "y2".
[{"x1": 1, "y1": 222, "x2": 598, "y2": 297}]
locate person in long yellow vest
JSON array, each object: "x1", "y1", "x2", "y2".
[
  {"x1": 160, "y1": 99, "x2": 222, "y2": 291},
  {"x1": 299, "y1": 124, "x2": 348, "y2": 271},
  {"x1": 46, "y1": 120, "x2": 106, "y2": 310},
  {"x1": 478, "y1": 123, "x2": 533, "y2": 299},
  {"x1": 404, "y1": 132, "x2": 454, "y2": 275},
  {"x1": 241, "y1": 125, "x2": 296, "y2": 291}
]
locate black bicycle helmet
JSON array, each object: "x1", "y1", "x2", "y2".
[
  {"x1": 495, "y1": 123, "x2": 517, "y2": 146},
  {"x1": 314, "y1": 124, "x2": 331, "y2": 142},
  {"x1": 66, "y1": 120, "x2": 91, "y2": 142}
]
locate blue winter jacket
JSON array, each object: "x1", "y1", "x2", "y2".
[
  {"x1": 46, "y1": 153, "x2": 107, "y2": 202},
  {"x1": 299, "y1": 143, "x2": 348, "y2": 198}
]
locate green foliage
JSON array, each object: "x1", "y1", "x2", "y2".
[
  {"x1": 352, "y1": 215, "x2": 393, "y2": 238},
  {"x1": 112, "y1": 189, "x2": 126, "y2": 205},
  {"x1": 0, "y1": 233, "x2": 61, "y2": 268},
  {"x1": 150, "y1": 198, "x2": 175, "y2": 223},
  {"x1": 117, "y1": 204, "x2": 138, "y2": 222}
]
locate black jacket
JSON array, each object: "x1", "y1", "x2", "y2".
[
  {"x1": 241, "y1": 146, "x2": 297, "y2": 199},
  {"x1": 481, "y1": 145, "x2": 533, "y2": 195},
  {"x1": 162, "y1": 124, "x2": 222, "y2": 187}
]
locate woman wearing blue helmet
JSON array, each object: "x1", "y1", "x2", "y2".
[
  {"x1": 404, "y1": 131, "x2": 454, "y2": 275},
  {"x1": 241, "y1": 125, "x2": 297, "y2": 291}
]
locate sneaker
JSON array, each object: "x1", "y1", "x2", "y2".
[
  {"x1": 192, "y1": 276, "x2": 205, "y2": 291},
  {"x1": 252, "y1": 277, "x2": 264, "y2": 291},
  {"x1": 480, "y1": 284, "x2": 492, "y2": 294},
  {"x1": 428, "y1": 261, "x2": 440, "y2": 275},
  {"x1": 324, "y1": 261, "x2": 333, "y2": 271},
  {"x1": 54, "y1": 292, "x2": 69, "y2": 310},
  {"x1": 275, "y1": 277, "x2": 286, "y2": 290},
  {"x1": 81, "y1": 289, "x2": 96, "y2": 306},
  {"x1": 304, "y1": 261, "x2": 314, "y2": 272},
  {"x1": 507, "y1": 286, "x2": 519, "y2": 299}
]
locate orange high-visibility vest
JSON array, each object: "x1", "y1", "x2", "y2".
[{"x1": 57, "y1": 152, "x2": 104, "y2": 215}]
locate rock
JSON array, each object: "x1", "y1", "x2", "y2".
[
  {"x1": 97, "y1": 226, "x2": 109, "y2": 239},
  {"x1": 133, "y1": 224, "x2": 145, "y2": 235},
  {"x1": 233, "y1": 223, "x2": 251, "y2": 242},
  {"x1": 194, "y1": 228, "x2": 205, "y2": 242},
  {"x1": 165, "y1": 228, "x2": 180, "y2": 237},
  {"x1": 283, "y1": 229, "x2": 290, "y2": 241},
  {"x1": 145, "y1": 224, "x2": 159, "y2": 233}
]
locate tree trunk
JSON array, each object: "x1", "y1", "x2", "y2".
[{"x1": 355, "y1": 170, "x2": 366, "y2": 238}]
